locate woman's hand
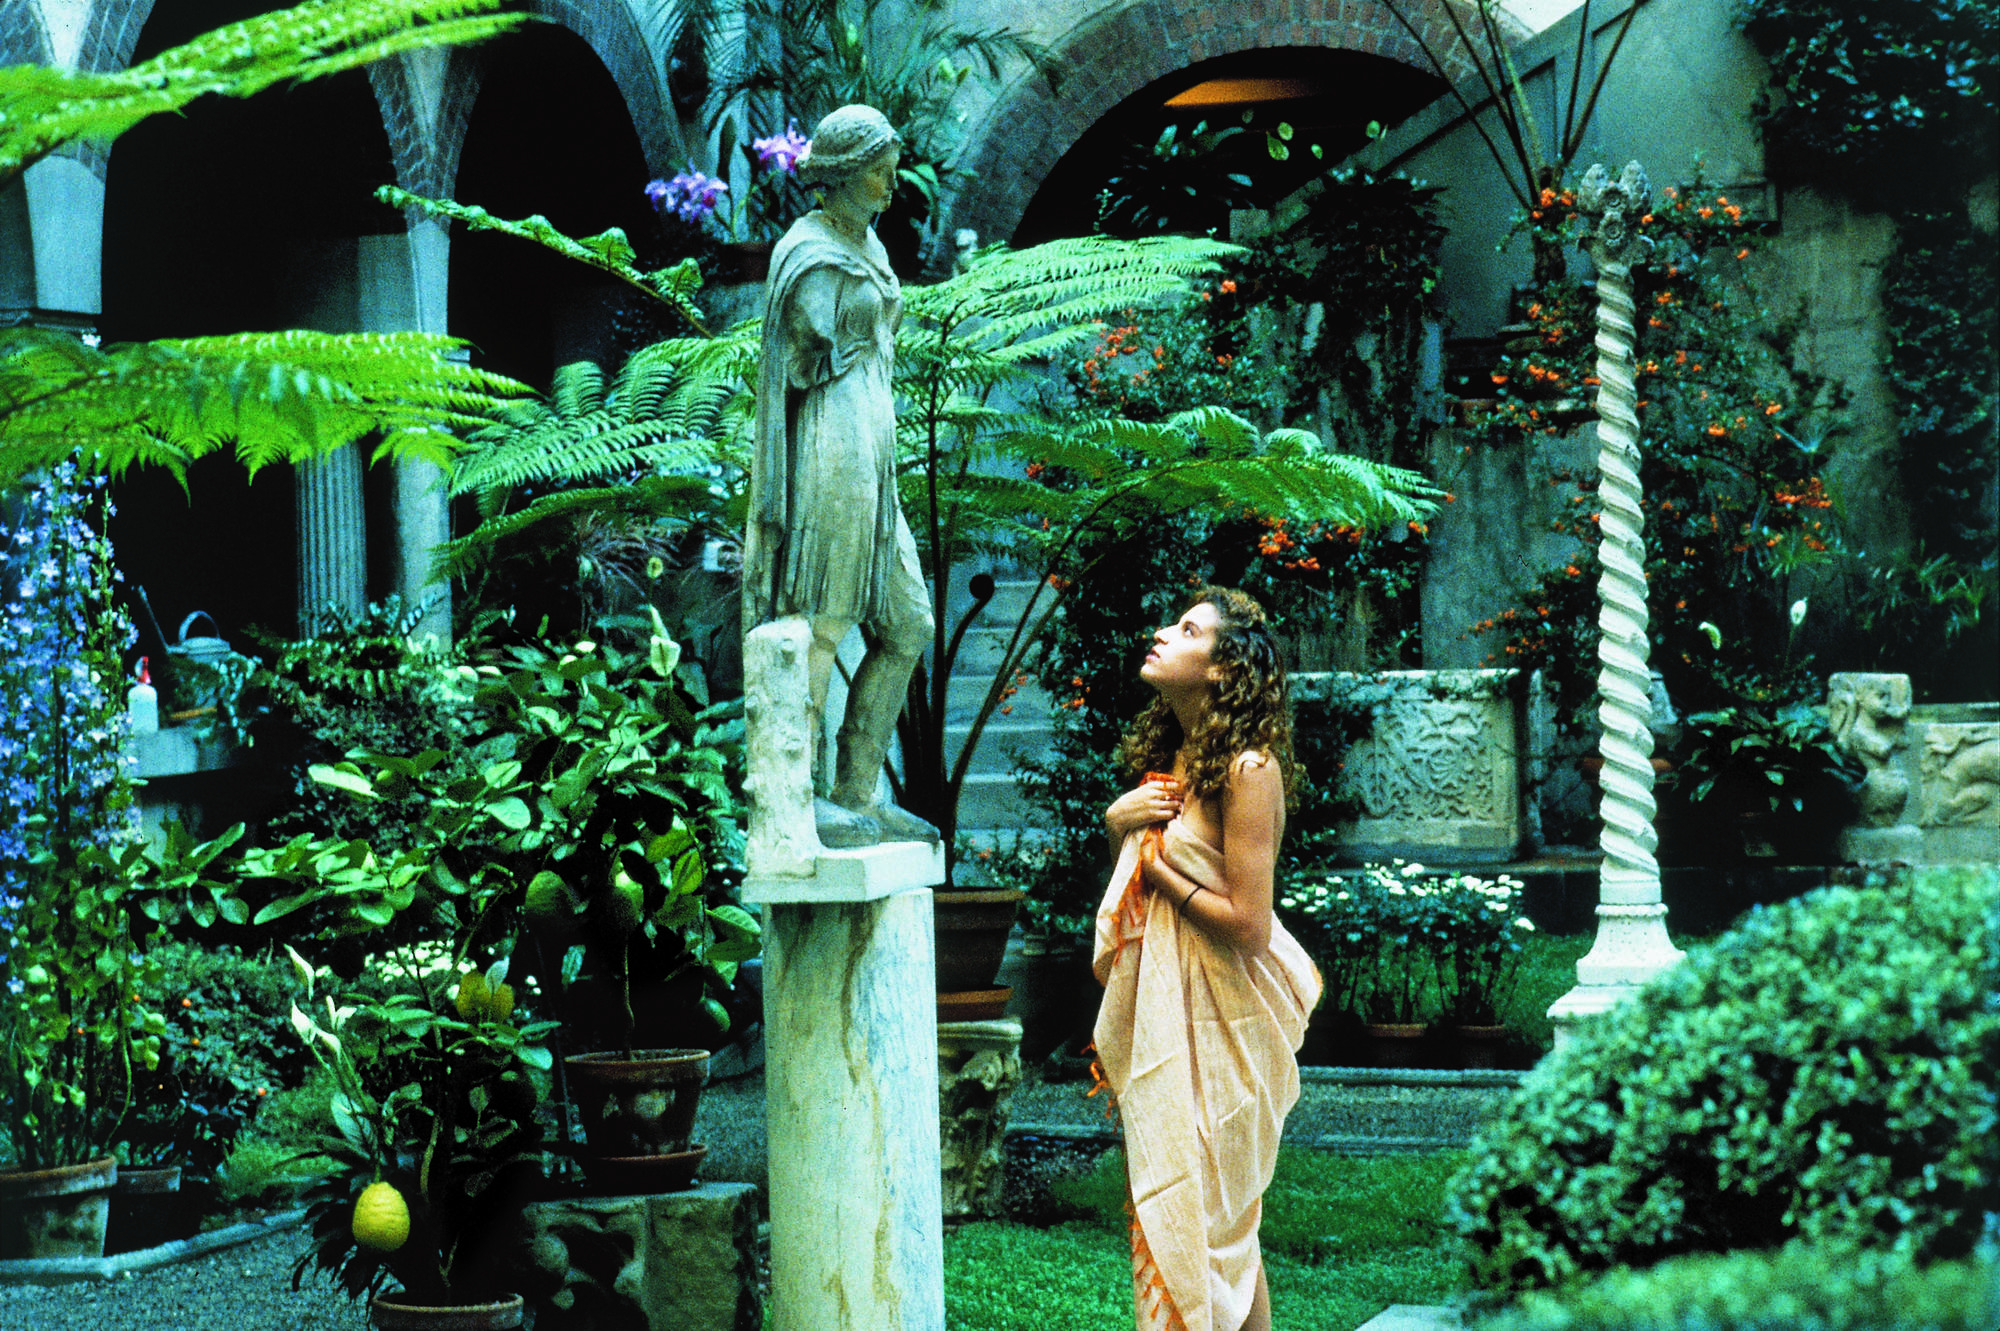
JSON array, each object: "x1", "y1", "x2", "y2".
[{"x1": 1105, "y1": 778, "x2": 1183, "y2": 843}]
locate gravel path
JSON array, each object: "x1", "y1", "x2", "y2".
[{"x1": 0, "y1": 1229, "x2": 368, "y2": 1331}]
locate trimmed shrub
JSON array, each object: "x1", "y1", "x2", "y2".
[
  {"x1": 1474, "y1": 1242, "x2": 2000, "y2": 1331},
  {"x1": 1450, "y1": 866, "x2": 1999, "y2": 1295}
]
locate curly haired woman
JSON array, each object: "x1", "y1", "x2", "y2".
[{"x1": 1093, "y1": 585, "x2": 1322, "y2": 1331}]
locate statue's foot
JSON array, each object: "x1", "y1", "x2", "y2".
[
  {"x1": 848, "y1": 801, "x2": 940, "y2": 845},
  {"x1": 814, "y1": 797, "x2": 882, "y2": 849}
]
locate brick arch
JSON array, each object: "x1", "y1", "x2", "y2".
[{"x1": 947, "y1": 0, "x2": 1487, "y2": 247}]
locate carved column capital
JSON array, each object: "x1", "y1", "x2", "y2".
[{"x1": 1579, "y1": 161, "x2": 1653, "y2": 272}]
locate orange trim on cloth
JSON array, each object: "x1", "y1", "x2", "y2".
[{"x1": 1091, "y1": 812, "x2": 1322, "y2": 1331}]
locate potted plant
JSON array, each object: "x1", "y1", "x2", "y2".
[
  {"x1": 1277, "y1": 871, "x2": 1375, "y2": 1065},
  {"x1": 283, "y1": 942, "x2": 555, "y2": 1327},
  {"x1": 1345, "y1": 861, "x2": 1449, "y2": 1065},
  {"x1": 1430, "y1": 869, "x2": 1534, "y2": 1067},
  {"x1": 275, "y1": 612, "x2": 758, "y2": 1193},
  {"x1": 1675, "y1": 700, "x2": 1861, "y2": 862}
]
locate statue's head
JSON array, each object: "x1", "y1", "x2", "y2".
[{"x1": 798, "y1": 105, "x2": 903, "y2": 189}]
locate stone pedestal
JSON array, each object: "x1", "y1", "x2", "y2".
[
  {"x1": 741, "y1": 616, "x2": 947, "y2": 1330},
  {"x1": 937, "y1": 1017, "x2": 1022, "y2": 1220},
  {"x1": 517, "y1": 1183, "x2": 762, "y2": 1331},
  {"x1": 1294, "y1": 669, "x2": 1528, "y2": 863}
]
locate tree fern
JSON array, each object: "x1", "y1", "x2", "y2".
[
  {"x1": 439, "y1": 334, "x2": 755, "y2": 576},
  {"x1": 0, "y1": 328, "x2": 529, "y2": 482},
  {"x1": 378, "y1": 187, "x2": 712, "y2": 336},
  {"x1": 0, "y1": 0, "x2": 526, "y2": 189}
]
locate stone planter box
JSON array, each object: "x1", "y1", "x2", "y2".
[
  {"x1": 1295, "y1": 669, "x2": 1528, "y2": 864},
  {"x1": 1830, "y1": 674, "x2": 2000, "y2": 865}
]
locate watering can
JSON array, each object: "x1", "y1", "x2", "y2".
[{"x1": 167, "y1": 612, "x2": 234, "y2": 671}]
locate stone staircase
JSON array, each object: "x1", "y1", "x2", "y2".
[{"x1": 937, "y1": 571, "x2": 1057, "y2": 837}]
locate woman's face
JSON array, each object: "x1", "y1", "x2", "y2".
[{"x1": 1141, "y1": 602, "x2": 1221, "y2": 692}]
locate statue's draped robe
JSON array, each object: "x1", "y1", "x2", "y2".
[
  {"x1": 1092, "y1": 819, "x2": 1321, "y2": 1331},
  {"x1": 745, "y1": 212, "x2": 907, "y2": 627}
]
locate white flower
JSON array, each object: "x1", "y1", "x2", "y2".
[
  {"x1": 285, "y1": 945, "x2": 315, "y2": 997},
  {"x1": 1789, "y1": 598, "x2": 1808, "y2": 627},
  {"x1": 289, "y1": 1003, "x2": 316, "y2": 1043}
]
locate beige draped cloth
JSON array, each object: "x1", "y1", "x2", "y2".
[{"x1": 1092, "y1": 816, "x2": 1322, "y2": 1331}]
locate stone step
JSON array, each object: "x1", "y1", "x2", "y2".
[
  {"x1": 953, "y1": 772, "x2": 1035, "y2": 831},
  {"x1": 944, "y1": 720, "x2": 1055, "y2": 776}
]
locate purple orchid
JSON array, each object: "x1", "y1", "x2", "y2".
[
  {"x1": 645, "y1": 168, "x2": 731, "y2": 225},
  {"x1": 751, "y1": 121, "x2": 811, "y2": 175}
]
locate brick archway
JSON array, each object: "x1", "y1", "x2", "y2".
[{"x1": 947, "y1": 0, "x2": 1487, "y2": 247}]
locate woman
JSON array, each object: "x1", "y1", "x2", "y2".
[
  {"x1": 1093, "y1": 586, "x2": 1322, "y2": 1331},
  {"x1": 747, "y1": 104, "x2": 933, "y2": 844}
]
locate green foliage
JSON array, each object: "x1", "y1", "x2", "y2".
[
  {"x1": 241, "y1": 598, "x2": 478, "y2": 852},
  {"x1": 0, "y1": 0, "x2": 525, "y2": 188},
  {"x1": 1879, "y1": 208, "x2": 1999, "y2": 587},
  {"x1": 1475, "y1": 1242, "x2": 2000, "y2": 1331},
  {"x1": 971, "y1": 1147, "x2": 1466, "y2": 1330},
  {"x1": 112, "y1": 940, "x2": 315, "y2": 1173},
  {"x1": 1735, "y1": 0, "x2": 2000, "y2": 192},
  {"x1": 244, "y1": 624, "x2": 754, "y2": 1057},
  {"x1": 0, "y1": 327, "x2": 529, "y2": 483},
  {"x1": 1450, "y1": 866, "x2": 2000, "y2": 1296},
  {"x1": 284, "y1": 946, "x2": 555, "y2": 1305},
  {"x1": 1676, "y1": 700, "x2": 1860, "y2": 815},
  {"x1": 378, "y1": 186, "x2": 712, "y2": 338},
  {"x1": 1281, "y1": 863, "x2": 1535, "y2": 1026}
]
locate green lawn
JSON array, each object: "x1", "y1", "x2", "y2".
[{"x1": 944, "y1": 1148, "x2": 1468, "y2": 1330}]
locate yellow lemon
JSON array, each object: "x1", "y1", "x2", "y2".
[
  {"x1": 351, "y1": 1181, "x2": 410, "y2": 1252},
  {"x1": 484, "y1": 982, "x2": 516, "y2": 1022},
  {"x1": 454, "y1": 972, "x2": 488, "y2": 1020}
]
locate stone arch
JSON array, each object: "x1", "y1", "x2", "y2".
[
  {"x1": 367, "y1": 47, "x2": 485, "y2": 202},
  {"x1": 948, "y1": 0, "x2": 1489, "y2": 246},
  {"x1": 525, "y1": 0, "x2": 682, "y2": 175},
  {"x1": 1, "y1": 1, "x2": 50, "y2": 67},
  {"x1": 74, "y1": 0, "x2": 152, "y2": 73}
]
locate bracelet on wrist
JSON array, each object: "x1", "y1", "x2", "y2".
[{"x1": 1181, "y1": 884, "x2": 1205, "y2": 911}]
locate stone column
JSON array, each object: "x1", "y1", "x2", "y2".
[
  {"x1": 743, "y1": 619, "x2": 945, "y2": 1331},
  {"x1": 361, "y1": 225, "x2": 454, "y2": 643},
  {"x1": 295, "y1": 444, "x2": 367, "y2": 634},
  {"x1": 1548, "y1": 162, "x2": 1685, "y2": 1047}
]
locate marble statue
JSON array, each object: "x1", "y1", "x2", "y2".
[
  {"x1": 1828, "y1": 672, "x2": 1912, "y2": 827},
  {"x1": 745, "y1": 104, "x2": 938, "y2": 848}
]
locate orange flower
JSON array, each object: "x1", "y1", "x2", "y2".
[
  {"x1": 1219, "y1": 279, "x2": 1238, "y2": 294},
  {"x1": 181, "y1": 998, "x2": 193, "y2": 1008}
]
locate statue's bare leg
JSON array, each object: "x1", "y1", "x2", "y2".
[
  {"x1": 806, "y1": 614, "x2": 884, "y2": 848},
  {"x1": 826, "y1": 554, "x2": 938, "y2": 843}
]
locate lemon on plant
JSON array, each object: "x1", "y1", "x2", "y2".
[
  {"x1": 524, "y1": 871, "x2": 574, "y2": 927},
  {"x1": 454, "y1": 971, "x2": 488, "y2": 1020},
  {"x1": 352, "y1": 1181, "x2": 410, "y2": 1252},
  {"x1": 484, "y1": 981, "x2": 516, "y2": 1022}
]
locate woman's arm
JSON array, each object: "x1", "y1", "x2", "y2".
[{"x1": 1140, "y1": 757, "x2": 1279, "y2": 953}]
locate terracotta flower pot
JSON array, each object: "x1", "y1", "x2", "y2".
[
  {"x1": 1361, "y1": 1023, "x2": 1429, "y2": 1069},
  {"x1": 1452, "y1": 1024, "x2": 1512, "y2": 1070},
  {"x1": 0, "y1": 1157, "x2": 118, "y2": 1260},
  {"x1": 563, "y1": 1049, "x2": 710, "y2": 1185},
  {"x1": 934, "y1": 889, "x2": 1025, "y2": 994},
  {"x1": 370, "y1": 1292, "x2": 525, "y2": 1331}
]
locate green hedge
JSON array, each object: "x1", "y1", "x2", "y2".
[
  {"x1": 1474, "y1": 1242, "x2": 2000, "y2": 1331},
  {"x1": 1450, "y1": 866, "x2": 1999, "y2": 1295}
]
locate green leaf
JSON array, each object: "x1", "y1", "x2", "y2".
[
  {"x1": 308, "y1": 763, "x2": 381, "y2": 800},
  {"x1": 488, "y1": 797, "x2": 533, "y2": 830}
]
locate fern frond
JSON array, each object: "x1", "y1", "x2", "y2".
[
  {"x1": 378, "y1": 186, "x2": 711, "y2": 336},
  {"x1": 0, "y1": 0, "x2": 526, "y2": 188},
  {"x1": 432, "y1": 473, "x2": 720, "y2": 579},
  {"x1": 0, "y1": 327, "x2": 530, "y2": 482}
]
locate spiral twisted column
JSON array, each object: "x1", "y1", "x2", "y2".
[{"x1": 1549, "y1": 161, "x2": 1686, "y2": 1046}]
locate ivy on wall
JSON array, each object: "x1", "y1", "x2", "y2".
[{"x1": 1737, "y1": 0, "x2": 2000, "y2": 660}]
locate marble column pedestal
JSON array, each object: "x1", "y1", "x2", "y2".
[
  {"x1": 747, "y1": 841, "x2": 946, "y2": 1331},
  {"x1": 938, "y1": 1017, "x2": 1023, "y2": 1220},
  {"x1": 517, "y1": 1183, "x2": 762, "y2": 1331}
]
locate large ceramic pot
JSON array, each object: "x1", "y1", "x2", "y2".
[
  {"x1": 563, "y1": 1049, "x2": 709, "y2": 1194},
  {"x1": 370, "y1": 1292, "x2": 525, "y2": 1330},
  {"x1": 1361, "y1": 1023, "x2": 1430, "y2": 1069},
  {"x1": 0, "y1": 1157, "x2": 118, "y2": 1259},
  {"x1": 105, "y1": 1164, "x2": 193, "y2": 1254},
  {"x1": 934, "y1": 889, "x2": 1025, "y2": 992}
]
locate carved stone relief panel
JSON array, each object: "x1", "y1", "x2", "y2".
[{"x1": 1918, "y1": 723, "x2": 2000, "y2": 827}]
